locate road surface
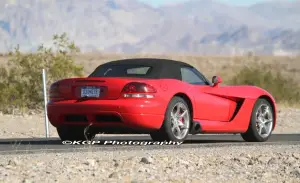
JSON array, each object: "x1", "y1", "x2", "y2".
[{"x1": 0, "y1": 134, "x2": 299, "y2": 154}]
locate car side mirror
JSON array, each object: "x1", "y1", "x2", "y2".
[{"x1": 212, "y1": 76, "x2": 222, "y2": 87}]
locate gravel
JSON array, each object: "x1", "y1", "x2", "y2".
[
  {"x1": 275, "y1": 108, "x2": 300, "y2": 134},
  {"x1": 0, "y1": 145, "x2": 299, "y2": 183},
  {"x1": 0, "y1": 107, "x2": 299, "y2": 182},
  {"x1": 0, "y1": 113, "x2": 58, "y2": 138}
]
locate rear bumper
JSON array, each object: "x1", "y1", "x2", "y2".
[{"x1": 47, "y1": 99, "x2": 165, "y2": 131}]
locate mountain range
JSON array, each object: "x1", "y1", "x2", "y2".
[{"x1": 0, "y1": 0, "x2": 300, "y2": 55}]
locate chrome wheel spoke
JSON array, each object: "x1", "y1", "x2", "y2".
[
  {"x1": 258, "y1": 125, "x2": 263, "y2": 135},
  {"x1": 172, "y1": 124, "x2": 181, "y2": 136},
  {"x1": 180, "y1": 110, "x2": 187, "y2": 118},
  {"x1": 170, "y1": 102, "x2": 190, "y2": 140},
  {"x1": 261, "y1": 123, "x2": 267, "y2": 132},
  {"x1": 171, "y1": 112, "x2": 176, "y2": 119},
  {"x1": 256, "y1": 104, "x2": 273, "y2": 138},
  {"x1": 183, "y1": 120, "x2": 189, "y2": 129},
  {"x1": 178, "y1": 121, "x2": 184, "y2": 127},
  {"x1": 258, "y1": 107, "x2": 263, "y2": 115},
  {"x1": 257, "y1": 117, "x2": 263, "y2": 123},
  {"x1": 176, "y1": 105, "x2": 181, "y2": 115},
  {"x1": 175, "y1": 126, "x2": 181, "y2": 135},
  {"x1": 171, "y1": 119, "x2": 177, "y2": 127},
  {"x1": 264, "y1": 119, "x2": 273, "y2": 124},
  {"x1": 262, "y1": 107, "x2": 268, "y2": 116}
]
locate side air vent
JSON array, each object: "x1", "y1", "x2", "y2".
[{"x1": 230, "y1": 99, "x2": 245, "y2": 121}]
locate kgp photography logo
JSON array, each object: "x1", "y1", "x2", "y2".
[{"x1": 62, "y1": 140, "x2": 183, "y2": 145}]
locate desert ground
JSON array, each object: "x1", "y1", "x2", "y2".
[
  {"x1": 0, "y1": 54, "x2": 300, "y2": 183},
  {"x1": 0, "y1": 105, "x2": 299, "y2": 183},
  {"x1": 0, "y1": 145, "x2": 300, "y2": 183}
]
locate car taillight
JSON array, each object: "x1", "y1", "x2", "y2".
[
  {"x1": 122, "y1": 82, "x2": 156, "y2": 98},
  {"x1": 49, "y1": 83, "x2": 63, "y2": 101}
]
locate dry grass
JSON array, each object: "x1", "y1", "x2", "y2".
[
  {"x1": 1, "y1": 53, "x2": 299, "y2": 81},
  {"x1": 70, "y1": 53, "x2": 300, "y2": 83},
  {"x1": 0, "y1": 53, "x2": 299, "y2": 104}
]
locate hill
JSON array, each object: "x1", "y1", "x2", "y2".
[{"x1": 0, "y1": 0, "x2": 299, "y2": 55}]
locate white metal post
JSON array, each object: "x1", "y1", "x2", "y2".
[{"x1": 42, "y1": 69, "x2": 50, "y2": 138}]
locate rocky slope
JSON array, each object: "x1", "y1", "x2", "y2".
[{"x1": 0, "y1": 0, "x2": 300, "y2": 55}]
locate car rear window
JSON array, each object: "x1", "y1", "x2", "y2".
[
  {"x1": 89, "y1": 65, "x2": 152, "y2": 78},
  {"x1": 126, "y1": 67, "x2": 150, "y2": 75}
]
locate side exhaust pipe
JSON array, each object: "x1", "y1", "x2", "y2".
[{"x1": 190, "y1": 121, "x2": 202, "y2": 135}]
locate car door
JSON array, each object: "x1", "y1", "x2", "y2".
[{"x1": 180, "y1": 66, "x2": 232, "y2": 122}]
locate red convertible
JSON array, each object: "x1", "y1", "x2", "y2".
[{"x1": 47, "y1": 58, "x2": 276, "y2": 143}]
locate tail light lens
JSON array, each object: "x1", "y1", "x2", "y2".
[
  {"x1": 49, "y1": 83, "x2": 63, "y2": 101},
  {"x1": 122, "y1": 82, "x2": 156, "y2": 98}
]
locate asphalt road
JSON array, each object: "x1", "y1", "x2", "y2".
[{"x1": 0, "y1": 134, "x2": 299, "y2": 155}]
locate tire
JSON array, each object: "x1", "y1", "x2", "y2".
[
  {"x1": 57, "y1": 126, "x2": 96, "y2": 141},
  {"x1": 241, "y1": 98, "x2": 274, "y2": 142},
  {"x1": 150, "y1": 96, "x2": 191, "y2": 142}
]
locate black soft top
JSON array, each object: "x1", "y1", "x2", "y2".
[{"x1": 89, "y1": 58, "x2": 194, "y2": 80}]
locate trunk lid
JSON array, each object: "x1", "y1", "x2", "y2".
[{"x1": 53, "y1": 77, "x2": 151, "y2": 100}]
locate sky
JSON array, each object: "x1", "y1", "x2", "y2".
[{"x1": 138, "y1": 0, "x2": 288, "y2": 7}]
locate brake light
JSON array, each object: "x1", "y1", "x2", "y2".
[
  {"x1": 122, "y1": 82, "x2": 156, "y2": 98},
  {"x1": 49, "y1": 83, "x2": 63, "y2": 101}
]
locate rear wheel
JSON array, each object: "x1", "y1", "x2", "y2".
[
  {"x1": 150, "y1": 96, "x2": 191, "y2": 142},
  {"x1": 57, "y1": 126, "x2": 96, "y2": 141},
  {"x1": 241, "y1": 98, "x2": 274, "y2": 142}
]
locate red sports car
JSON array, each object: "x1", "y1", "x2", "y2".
[{"x1": 47, "y1": 58, "x2": 276, "y2": 143}]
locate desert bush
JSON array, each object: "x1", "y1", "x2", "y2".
[
  {"x1": 0, "y1": 33, "x2": 84, "y2": 113},
  {"x1": 229, "y1": 64, "x2": 300, "y2": 104}
]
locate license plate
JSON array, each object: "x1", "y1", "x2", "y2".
[{"x1": 81, "y1": 86, "x2": 100, "y2": 97}]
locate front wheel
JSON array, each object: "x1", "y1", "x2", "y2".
[
  {"x1": 150, "y1": 96, "x2": 191, "y2": 142},
  {"x1": 241, "y1": 98, "x2": 274, "y2": 142}
]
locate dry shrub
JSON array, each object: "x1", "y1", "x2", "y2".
[
  {"x1": 229, "y1": 63, "x2": 300, "y2": 104},
  {"x1": 0, "y1": 33, "x2": 84, "y2": 114}
]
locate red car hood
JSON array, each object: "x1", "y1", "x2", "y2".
[{"x1": 204, "y1": 85, "x2": 275, "y2": 101}]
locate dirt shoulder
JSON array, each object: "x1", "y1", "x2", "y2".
[{"x1": 0, "y1": 145, "x2": 299, "y2": 183}]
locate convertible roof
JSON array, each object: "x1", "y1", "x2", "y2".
[{"x1": 95, "y1": 58, "x2": 194, "y2": 80}]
